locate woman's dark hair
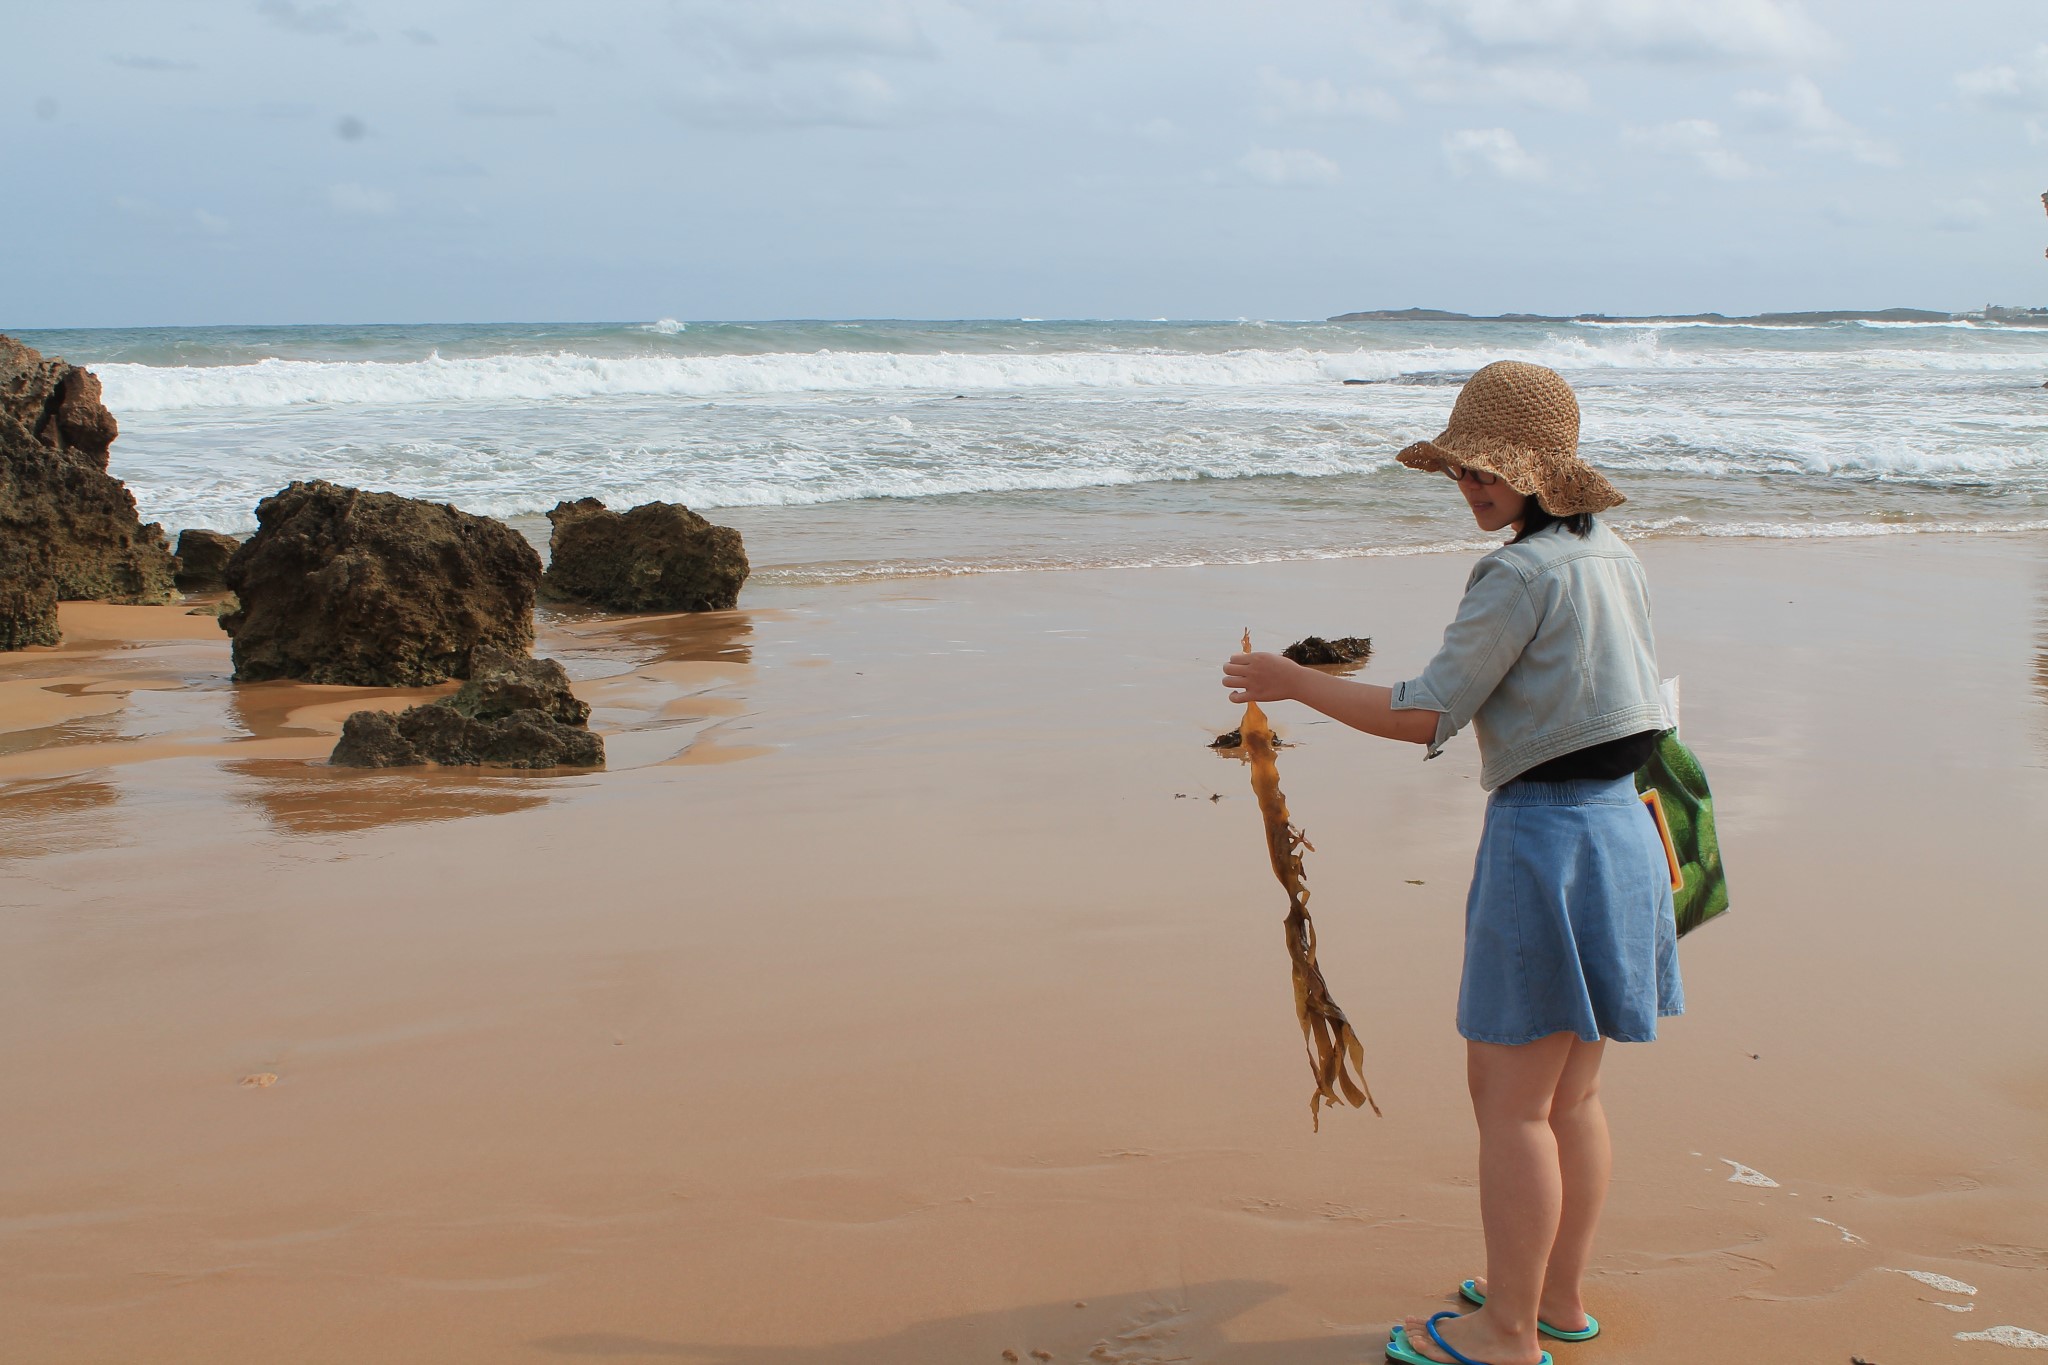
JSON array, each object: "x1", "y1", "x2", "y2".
[{"x1": 1511, "y1": 497, "x2": 1593, "y2": 543}]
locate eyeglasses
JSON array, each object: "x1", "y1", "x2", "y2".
[{"x1": 1443, "y1": 463, "x2": 1500, "y2": 487}]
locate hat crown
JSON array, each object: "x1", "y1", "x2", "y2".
[{"x1": 1445, "y1": 361, "x2": 1579, "y2": 456}]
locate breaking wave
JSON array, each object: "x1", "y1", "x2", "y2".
[{"x1": 94, "y1": 334, "x2": 2048, "y2": 413}]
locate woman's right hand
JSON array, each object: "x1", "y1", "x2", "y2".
[{"x1": 1222, "y1": 651, "x2": 1306, "y2": 704}]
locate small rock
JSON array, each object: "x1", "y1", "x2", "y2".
[
  {"x1": 173, "y1": 528, "x2": 241, "y2": 591},
  {"x1": 239, "y1": 1073, "x2": 278, "y2": 1088},
  {"x1": 544, "y1": 497, "x2": 749, "y2": 613},
  {"x1": 330, "y1": 647, "x2": 603, "y2": 770}
]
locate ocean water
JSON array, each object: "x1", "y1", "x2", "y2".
[{"x1": 15, "y1": 318, "x2": 2048, "y2": 585}]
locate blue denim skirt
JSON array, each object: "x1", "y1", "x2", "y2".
[{"x1": 1458, "y1": 775, "x2": 1684, "y2": 1046}]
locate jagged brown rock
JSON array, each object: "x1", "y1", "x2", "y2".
[
  {"x1": 1, "y1": 335, "x2": 178, "y2": 649},
  {"x1": 0, "y1": 335, "x2": 119, "y2": 463},
  {"x1": 173, "y1": 528, "x2": 241, "y2": 591},
  {"x1": 222, "y1": 480, "x2": 540, "y2": 685},
  {"x1": 544, "y1": 497, "x2": 748, "y2": 613},
  {"x1": 330, "y1": 647, "x2": 602, "y2": 769}
]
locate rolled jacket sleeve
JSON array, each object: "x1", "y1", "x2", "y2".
[{"x1": 1389, "y1": 556, "x2": 1541, "y2": 759}]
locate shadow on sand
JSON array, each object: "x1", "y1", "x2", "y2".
[
  {"x1": 543, "y1": 608, "x2": 758, "y2": 669},
  {"x1": 224, "y1": 759, "x2": 575, "y2": 835},
  {"x1": 0, "y1": 774, "x2": 120, "y2": 859},
  {"x1": 530, "y1": 1280, "x2": 1378, "y2": 1365}
]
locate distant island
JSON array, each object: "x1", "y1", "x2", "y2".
[{"x1": 1326, "y1": 306, "x2": 2048, "y2": 327}]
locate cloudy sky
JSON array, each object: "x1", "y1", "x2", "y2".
[{"x1": 8, "y1": 0, "x2": 2047, "y2": 326}]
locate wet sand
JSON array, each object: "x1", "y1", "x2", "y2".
[{"x1": 2, "y1": 534, "x2": 2046, "y2": 1363}]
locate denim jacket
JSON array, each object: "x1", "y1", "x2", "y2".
[{"x1": 1390, "y1": 518, "x2": 1666, "y2": 790}]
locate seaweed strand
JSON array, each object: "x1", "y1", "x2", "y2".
[{"x1": 1238, "y1": 630, "x2": 1380, "y2": 1128}]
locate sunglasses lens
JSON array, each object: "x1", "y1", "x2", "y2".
[{"x1": 1444, "y1": 464, "x2": 1464, "y2": 482}]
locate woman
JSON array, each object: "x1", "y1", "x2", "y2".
[{"x1": 1221, "y1": 361, "x2": 1682, "y2": 1365}]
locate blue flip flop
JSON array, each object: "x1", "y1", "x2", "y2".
[
  {"x1": 1385, "y1": 1312, "x2": 1554, "y2": 1365},
  {"x1": 1459, "y1": 1279, "x2": 1601, "y2": 1342}
]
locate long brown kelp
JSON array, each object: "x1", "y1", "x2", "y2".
[{"x1": 1237, "y1": 630, "x2": 1380, "y2": 1128}]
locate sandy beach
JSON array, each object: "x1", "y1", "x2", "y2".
[{"x1": 3, "y1": 532, "x2": 2046, "y2": 1363}]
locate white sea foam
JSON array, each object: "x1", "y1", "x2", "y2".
[
  {"x1": 640, "y1": 318, "x2": 687, "y2": 335},
  {"x1": 92, "y1": 333, "x2": 2048, "y2": 413},
  {"x1": 1629, "y1": 517, "x2": 2048, "y2": 542},
  {"x1": 1888, "y1": 1269, "x2": 1980, "y2": 1295},
  {"x1": 1955, "y1": 1326, "x2": 2048, "y2": 1348},
  {"x1": 1721, "y1": 1159, "x2": 1780, "y2": 1187},
  {"x1": 1813, "y1": 1217, "x2": 1866, "y2": 1244}
]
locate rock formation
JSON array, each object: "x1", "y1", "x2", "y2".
[
  {"x1": 544, "y1": 498, "x2": 748, "y2": 613},
  {"x1": 173, "y1": 529, "x2": 241, "y2": 591},
  {"x1": 330, "y1": 647, "x2": 604, "y2": 769},
  {"x1": 0, "y1": 584, "x2": 59, "y2": 650},
  {"x1": 221, "y1": 480, "x2": 540, "y2": 685},
  {"x1": 1, "y1": 335, "x2": 178, "y2": 648}
]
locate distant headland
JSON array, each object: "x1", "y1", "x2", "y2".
[{"x1": 1326, "y1": 305, "x2": 2048, "y2": 327}]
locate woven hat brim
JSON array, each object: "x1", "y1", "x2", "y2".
[{"x1": 1396, "y1": 432, "x2": 1625, "y2": 516}]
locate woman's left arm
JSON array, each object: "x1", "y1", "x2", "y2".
[{"x1": 1221, "y1": 653, "x2": 1440, "y2": 745}]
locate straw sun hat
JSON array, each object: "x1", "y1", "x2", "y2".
[{"x1": 1394, "y1": 361, "x2": 1624, "y2": 516}]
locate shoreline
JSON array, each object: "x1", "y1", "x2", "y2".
[{"x1": 3, "y1": 530, "x2": 2046, "y2": 1362}]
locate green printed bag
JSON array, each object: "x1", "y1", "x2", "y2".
[{"x1": 1633, "y1": 680, "x2": 1728, "y2": 937}]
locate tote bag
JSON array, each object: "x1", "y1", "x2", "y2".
[{"x1": 1635, "y1": 679, "x2": 1729, "y2": 937}]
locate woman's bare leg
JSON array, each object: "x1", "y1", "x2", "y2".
[
  {"x1": 1470, "y1": 1036, "x2": 1607, "y2": 1332},
  {"x1": 1537, "y1": 1037, "x2": 1607, "y2": 1330},
  {"x1": 1398, "y1": 1031, "x2": 1574, "y2": 1365}
]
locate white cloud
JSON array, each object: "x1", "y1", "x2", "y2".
[
  {"x1": 1237, "y1": 146, "x2": 1342, "y2": 187},
  {"x1": 256, "y1": 0, "x2": 374, "y2": 42},
  {"x1": 1134, "y1": 116, "x2": 1177, "y2": 142},
  {"x1": 193, "y1": 208, "x2": 230, "y2": 233},
  {"x1": 111, "y1": 55, "x2": 199, "y2": 72},
  {"x1": 1397, "y1": 0, "x2": 1830, "y2": 66},
  {"x1": 536, "y1": 33, "x2": 617, "y2": 66},
  {"x1": 1258, "y1": 69, "x2": 1401, "y2": 121},
  {"x1": 675, "y1": 1, "x2": 933, "y2": 69},
  {"x1": 1955, "y1": 45, "x2": 2048, "y2": 111},
  {"x1": 1443, "y1": 127, "x2": 1547, "y2": 181},
  {"x1": 958, "y1": 0, "x2": 1113, "y2": 50},
  {"x1": 327, "y1": 182, "x2": 395, "y2": 216},
  {"x1": 1736, "y1": 78, "x2": 1897, "y2": 166},
  {"x1": 1624, "y1": 118, "x2": 1755, "y2": 179},
  {"x1": 1932, "y1": 198, "x2": 1993, "y2": 232},
  {"x1": 457, "y1": 99, "x2": 557, "y2": 118},
  {"x1": 671, "y1": 69, "x2": 903, "y2": 130},
  {"x1": 1414, "y1": 62, "x2": 1591, "y2": 112}
]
